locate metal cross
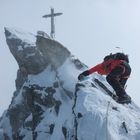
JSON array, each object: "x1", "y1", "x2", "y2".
[{"x1": 43, "y1": 8, "x2": 63, "y2": 38}]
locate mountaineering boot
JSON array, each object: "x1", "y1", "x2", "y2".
[{"x1": 117, "y1": 94, "x2": 131, "y2": 104}]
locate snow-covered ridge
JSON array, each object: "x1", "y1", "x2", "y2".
[
  {"x1": 74, "y1": 74, "x2": 140, "y2": 140},
  {"x1": 0, "y1": 28, "x2": 140, "y2": 140}
]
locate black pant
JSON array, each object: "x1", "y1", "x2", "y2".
[{"x1": 106, "y1": 65, "x2": 131, "y2": 97}]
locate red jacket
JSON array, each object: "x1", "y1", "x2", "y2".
[{"x1": 88, "y1": 59, "x2": 125, "y2": 75}]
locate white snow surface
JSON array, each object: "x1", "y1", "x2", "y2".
[
  {"x1": 27, "y1": 65, "x2": 56, "y2": 87},
  {"x1": 75, "y1": 77, "x2": 140, "y2": 140}
]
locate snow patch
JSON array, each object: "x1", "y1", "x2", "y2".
[
  {"x1": 27, "y1": 65, "x2": 56, "y2": 87},
  {"x1": 5, "y1": 27, "x2": 36, "y2": 45},
  {"x1": 58, "y1": 58, "x2": 80, "y2": 91}
]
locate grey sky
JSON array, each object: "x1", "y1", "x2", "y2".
[{"x1": 0, "y1": 0, "x2": 140, "y2": 115}]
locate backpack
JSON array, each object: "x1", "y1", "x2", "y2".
[
  {"x1": 104, "y1": 53, "x2": 129, "y2": 63},
  {"x1": 103, "y1": 53, "x2": 115, "y2": 61}
]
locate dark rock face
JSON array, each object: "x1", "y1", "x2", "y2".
[
  {"x1": 36, "y1": 35, "x2": 71, "y2": 69},
  {"x1": 5, "y1": 28, "x2": 47, "y2": 75}
]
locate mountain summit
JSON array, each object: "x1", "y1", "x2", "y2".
[{"x1": 0, "y1": 28, "x2": 140, "y2": 140}]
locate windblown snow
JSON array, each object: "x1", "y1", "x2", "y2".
[{"x1": 0, "y1": 28, "x2": 140, "y2": 140}]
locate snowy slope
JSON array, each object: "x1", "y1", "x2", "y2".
[
  {"x1": 75, "y1": 74, "x2": 140, "y2": 140},
  {"x1": 0, "y1": 28, "x2": 140, "y2": 140}
]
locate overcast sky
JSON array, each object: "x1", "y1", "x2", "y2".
[{"x1": 0, "y1": 0, "x2": 140, "y2": 115}]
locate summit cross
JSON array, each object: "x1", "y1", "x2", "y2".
[{"x1": 43, "y1": 8, "x2": 63, "y2": 38}]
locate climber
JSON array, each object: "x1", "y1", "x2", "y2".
[{"x1": 78, "y1": 52, "x2": 131, "y2": 104}]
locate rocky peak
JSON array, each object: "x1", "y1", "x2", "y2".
[
  {"x1": 0, "y1": 28, "x2": 140, "y2": 140},
  {"x1": 5, "y1": 28, "x2": 70, "y2": 74},
  {"x1": 4, "y1": 28, "x2": 71, "y2": 90}
]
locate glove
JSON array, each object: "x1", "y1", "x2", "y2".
[
  {"x1": 78, "y1": 73, "x2": 85, "y2": 81},
  {"x1": 78, "y1": 70, "x2": 89, "y2": 81}
]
